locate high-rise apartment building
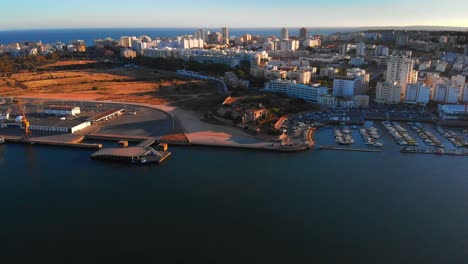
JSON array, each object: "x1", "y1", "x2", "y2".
[
  {"x1": 385, "y1": 56, "x2": 417, "y2": 95},
  {"x1": 221, "y1": 27, "x2": 229, "y2": 45},
  {"x1": 404, "y1": 83, "x2": 431, "y2": 105},
  {"x1": 281, "y1": 28, "x2": 289, "y2": 40},
  {"x1": 376, "y1": 82, "x2": 402, "y2": 104},
  {"x1": 356, "y1": 42, "x2": 366, "y2": 57},
  {"x1": 299, "y1": 27, "x2": 308, "y2": 40}
]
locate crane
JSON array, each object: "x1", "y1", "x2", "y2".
[{"x1": 12, "y1": 99, "x2": 32, "y2": 139}]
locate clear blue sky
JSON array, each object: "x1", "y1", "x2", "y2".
[{"x1": 1, "y1": 0, "x2": 467, "y2": 30}]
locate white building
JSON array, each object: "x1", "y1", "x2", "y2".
[
  {"x1": 404, "y1": 83, "x2": 431, "y2": 105},
  {"x1": 120, "y1": 48, "x2": 137, "y2": 59},
  {"x1": 302, "y1": 38, "x2": 321, "y2": 48},
  {"x1": 287, "y1": 71, "x2": 311, "y2": 84},
  {"x1": 451, "y1": 74, "x2": 466, "y2": 90},
  {"x1": 385, "y1": 56, "x2": 417, "y2": 95},
  {"x1": 120, "y1": 36, "x2": 136, "y2": 48},
  {"x1": 433, "y1": 85, "x2": 460, "y2": 104},
  {"x1": 375, "y1": 45, "x2": 389, "y2": 56},
  {"x1": 356, "y1": 42, "x2": 366, "y2": 57},
  {"x1": 352, "y1": 95, "x2": 370, "y2": 108},
  {"x1": 333, "y1": 78, "x2": 363, "y2": 97},
  {"x1": 435, "y1": 61, "x2": 448, "y2": 72},
  {"x1": 320, "y1": 67, "x2": 339, "y2": 79},
  {"x1": 281, "y1": 28, "x2": 289, "y2": 40},
  {"x1": 318, "y1": 94, "x2": 338, "y2": 108},
  {"x1": 347, "y1": 68, "x2": 370, "y2": 93},
  {"x1": 438, "y1": 105, "x2": 468, "y2": 120},
  {"x1": 376, "y1": 82, "x2": 402, "y2": 104},
  {"x1": 462, "y1": 84, "x2": 468, "y2": 103},
  {"x1": 280, "y1": 39, "x2": 299, "y2": 51},
  {"x1": 350, "y1": 57, "x2": 365, "y2": 66},
  {"x1": 44, "y1": 106, "x2": 81, "y2": 116},
  {"x1": 264, "y1": 80, "x2": 328, "y2": 102}
]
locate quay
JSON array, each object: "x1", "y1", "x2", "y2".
[
  {"x1": 0, "y1": 135, "x2": 102, "y2": 150},
  {"x1": 318, "y1": 145, "x2": 382, "y2": 152}
]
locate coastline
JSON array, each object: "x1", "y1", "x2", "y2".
[{"x1": 15, "y1": 95, "x2": 314, "y2": 152}]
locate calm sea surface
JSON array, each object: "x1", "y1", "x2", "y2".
[
  {"x1": 0, "y1": 128, "x2": 467, "y2": 263},
  {"x1": 0, "y1": 28, "x2": 359, "y2": 45}
]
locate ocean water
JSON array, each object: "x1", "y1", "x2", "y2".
[
  {"x1": 0, "y1": 128, "x2": 467, "y2": 263},
  {"x1": 0, "y1": 27, "x2": 359, "y2": 45}
]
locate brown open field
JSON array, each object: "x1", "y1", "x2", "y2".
[{"x1": 0, "y1": 60, "x2": 220, "y2": 106}]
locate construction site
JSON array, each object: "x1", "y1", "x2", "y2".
[{"x1": 0, "y1": 97, "x2": 177, "y2": 164}]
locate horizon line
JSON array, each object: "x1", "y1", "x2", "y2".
[{"x1": 1, "y1": 25, "x2": 468, "y2": 32}]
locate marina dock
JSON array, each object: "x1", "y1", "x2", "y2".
[{"x1": 318, "y1": 145, "x2": 382, "y2": 152}]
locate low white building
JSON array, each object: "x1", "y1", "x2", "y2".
[
  {"x1": 264, "y1": 80, "x2": 327, "y2": 102},
  {"x1": 438, "y1": 105, "x2": 468, "y2": 120},
  {"x1": 44, "y1": 106, "x2": 81, "y2": 116}
]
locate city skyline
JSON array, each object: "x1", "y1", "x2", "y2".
[{"x1": 1, "y1": 0, "x2": 468, "y2": 30}]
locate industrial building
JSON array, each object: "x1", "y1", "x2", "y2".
[{"x1": 44, "y1": 105, "x2": 81, "y2": 116}]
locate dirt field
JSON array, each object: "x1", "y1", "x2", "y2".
[{"x1": 0, "y1": 60, "x2": 219, "y2": 106}]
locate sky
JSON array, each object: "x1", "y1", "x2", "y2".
[{"x1": 1, "y1": 0, "x2": 468, "y2": 30}]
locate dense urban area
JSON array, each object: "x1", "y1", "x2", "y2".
[{"x1": 1, "y1": 27, "x2": 468, "y2": 154}]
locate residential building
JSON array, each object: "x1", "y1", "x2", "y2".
[
  {"x1": 465, "y1": 45, "x2": 468, "y2": 56},
  {"x1": 395, "y1": 32, "x2": 408, "y2": 47},
  {"x1": 120, "y1": 48, "x2": 137, "y2": 59},
  {"x1": 462, "y1": 84, "x2": 468, "y2": 102},
  {"x1": 299, "y1": 27, "x2": 308, "y2": 40},
  {"x1": 339, "y1": 44, "x2": 348, "y2": 56},
  {"x1": 375, "y1": 45, "x2": 389, "y2": 56},
  {"x1": 302, "y1": 38, "x2": 321, "y2": 48},
  {"x1": 318, "y1": 94, "x2": 338, "y2": 108},
  {"x1": 120, "y1": 36, "x2": 135, "y2": 48},
  {"x1": 352, "y1": 95, "x2": 370, "y2": 108},
  {"x1": 320, "y1": 67, "x2": 339, "y2": 79},
  {"x1": 435, "y1": 61, "x2": 448, "y2": 72},
  {"x1": 438, "y1": 105, "x2": 468, "y2": 120},
  {"x1": 264, "y1": 80, "x2": 328, "y2": 102},
  {"x1": 404, "y1": 83, "x2": 431, "y2": 105},
  {"x1": 195, "y1": 29, "x2": 210, "y2": 42},
  {"x1": 287, "y1": 71, "x2": 311, "y2": 84},
  {"x1": 281, "y1": 28, "x2": 289, "y2": 40},
  {"x1": 280, "y1": 39, "x2": 299, "y2": 51},
  {"x1": 347, "y1": 68, "x2": 370, "y2": 93},
  {"x1": 451, "y1": 74, "x2": 466, "y2": 91},
  {"x1": 376, "y1": 82, "x2": 402, "y2": 104},
  {"x1": 433, "y1": 84, "x2": 460, "y2": 104},
  {"x1": 350, "y1": 57, "x2": 365, "y2": 66},
  {"x1": 385, "y1": 55, "x2": 417, "y2": 95},
  {"x1": 222, "y1": 27, "x2": 229, "y2": 45},
  {"x1": 356, "y1": 42, "x2": 366, "y2": 57},
  {"x1": 333, "y1": 77, "x2": 363, "y2": 97}
]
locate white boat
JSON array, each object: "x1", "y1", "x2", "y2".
[
  {"x1": 0, "y1": 138, "x2": 4, "y2": 144},
  {"x1": 373, "y1": 142, "x2": 383, "y2": 147}
]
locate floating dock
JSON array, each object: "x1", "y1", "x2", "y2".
[
  {"x1": 318, "y1": 145, "x2": 382, "y2": 152},
  {"x1": 400, "y1": 147, "x2": 468, "y2": 156}
]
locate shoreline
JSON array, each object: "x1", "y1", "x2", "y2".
[{"x1": 11, "y1": 96, "x2": 313, "y2": 152}]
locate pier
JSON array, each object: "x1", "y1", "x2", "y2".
[
  {"x1": 90, "y1": 145, "x2": 171, "y2": 164},
  {"x1": 318, "y1": 145, "x2": 382, "y2": 152}
]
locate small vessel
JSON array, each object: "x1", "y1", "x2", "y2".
[
  {"x1": 373, "y1": 142, "x2": 383, "y2": 147},
  {"x1": 0, "y1": 138, "x2": 4, "y2": 144}
]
